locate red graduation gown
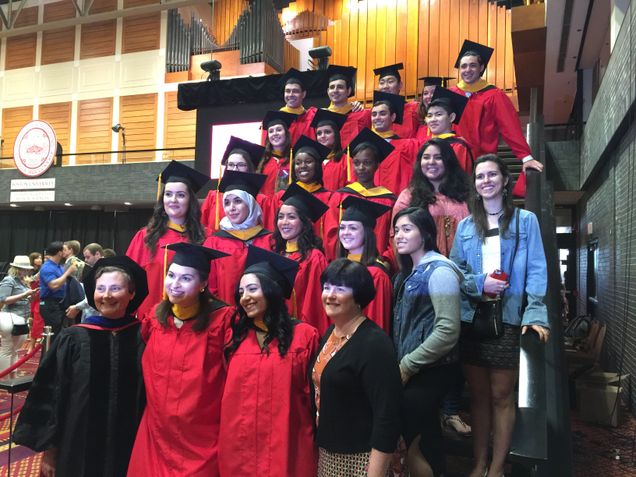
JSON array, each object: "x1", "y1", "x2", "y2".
[
  {"x1": 392, "y1": 100, "x2": 420, "y2": 139},
  {"x1": 323, "y1": 184, "x2": 396, "y2": 261},
  {"x1": 338, "y1": 109, "x2": 372, "y2": 146},
  {"x1": 436, "y1": 133, "x2": 475, "y2": 174},
  {"x1": 204, "y1": 229, "x2": 272, "y2": 304},
  {"x1": 365, "y1": 262, "x2": 392, "y2": 334},
  {"x1": 450, "y1": 83, "x2": 531, "y2": 196},
  {"x1": 285, "y1": 248, "x2": 330, "y2": 335},
  {"x1": 374, "y1": 136, "x2": 419, "y2": 195},
  {"x1": 126, "y1": 228, "x2": 190, "y2": 320},
  {"x1": 272, "y1": 186, "x2": 331, "y2": 239},
  {"x1": 127, "y1": 304, "x2": 234, "y2": 477},
  {"x1": 289, "y1": 107, "x2": 318, "y2": 144},
  {"x1": 219, "y1": 323, "x2": 319, "y2": 477},
  {"x1": 260, "y1": 154, "x2": 290, "y2": 196},
  {"x1": 200, "y1": 190, "x2": 274, "y2": 234},
  {"x1": 322, "y1": 154, "x2": 349, "y2": 192}
]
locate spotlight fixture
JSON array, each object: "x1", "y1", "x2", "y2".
[
  {"x1": 201, "y1": 59, "x2": 222, "y2": 81},
  {"x1": 64, "y1": 202, "x2": 72, "y2": 207},
  {"x1": 308, "y1": 46, "x2": 332, "y2": 70},
  {"x1": 112, "y1": 123, "x2": 127, "y2": 164},
  {"x1": 124, "y1": 201, "x2": 133, "y2": 206}
]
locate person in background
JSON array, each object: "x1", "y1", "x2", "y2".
[
  {"x1": 63, "y1": 240, "x2": 86, "y2": 280},
  {"x1": 374, "y1": 63, "x2": 420, "y2": 139},
  {"x1": 0, "y1": 255, "x2": 37, "y2": 369},
  {"x1": 313, "y1": 258, "x2": 402, "y2": 477},
  {"x1": 83, "y1": 243, "x2": 104, "y2": 269},
  {"x1": 393, "y1": 207, "x2": 463, "y2": 477},
  {"x1": 259, "y1": 110, "x2": 296, "y2": 195},
  {"x1": 26, "y1": 252, "x2": 44, "y2": 350},
  {"x1": 449, "y1": 154, "x2": 549, "y2": 477},
  {"x1": 39, "y1": 241, "x2": 77, "y2": 340},
  {"x1": 415, "y1": 76, "x2": 454, "y2": 143},
  {"x1": 311, "y1": 108, "x2": 349, "y2": 191},
  {"x1": 450, "y1": 40, "x2": 543, "y2": 197},
  {"x1": 103, "y1": 248, "x2": 116, "y2": 258},
  {"x1": 126, "y1": 161, "x2": 209, "y2": 320},
  {"x1": 14, "y1": 256, "x2": 148, "y2": 477},
  {"x1": 128, "y1": 243, "x2": 233, "y2": 477},
  {"x1": 278, "y1": 68, "x2": 318, "y2": 143},
  {"x1": 219, "y1": 246, "x2": 319, "y2": 476}
]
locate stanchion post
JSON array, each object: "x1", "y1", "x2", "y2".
[{"x1": 42, "y1": 326, "x2": 53, "y2": 355}]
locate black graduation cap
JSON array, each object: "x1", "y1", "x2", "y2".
[
  {"x1": 327, "y1": 65, "x2": 356, "y2": 96},
  {"x1": 454, "y1": 39, "x2": 494, "y2": 70},
  {"x1": 282, "y1": 67, "x2": 307, "y2": 90},
  {"x1": 310, "y1": 108, "x2": 347, "y2": 131},
  {"x1": 340, "y1": 195, "x2": 391, "y2": 229},
  {"x1": 262, "y1": 110, "x2": 297, "y2": 130},
  {"x1": 373, "y1": 63, "x2": 404, "y2": 81},
  {"x1": 83, "y1": 256, "x2": 149, "y2": 314},
  {"x1": 293, "y1": 135, "x2": 331, "y2": 162},
  {"x1": 372, "y1": 90, "x2": 405, "y2": 124},
  {"x1": 280, "y1": 183, "x2": 329, "y2": 223},
  {"x1": 346, "y1": 128, "x2": 395, "y2": 163},
  {"x1": 159, "y1": 160, "x2": 210, "y2": 193},
  {"x1": 243, "y1": 246, "x2": 299, "y2": 299},
  {"x1": 222, "y1": 136, "x2": 265, "y2": 170},
  {"x1": 164, "y1": 243, "x2": 229, "y2": 276},
  {"x1": 429, "y1": 86, "x2": 469, "y2": 124},
  {"x1": 419, "y1": 76, "x2": 454, "y2": 87},
  {"x1": 218, "y1": 170, "x2": 267, "y2": 197}
]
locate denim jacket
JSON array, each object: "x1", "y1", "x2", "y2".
[{"x1": 449, "y1": 208, "x2": 549, "y2": 328}]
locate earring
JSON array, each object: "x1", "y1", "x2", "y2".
[{"x1": 503, "y1": 189, "x2": 508, "y2": 198}]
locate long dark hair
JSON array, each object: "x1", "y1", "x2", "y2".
[
  {"x1": 318, "y1": 122, "x2": 344, "y2": 163},
  {"x1": 290, "y1": 149, "x2": 323, "y2": 184},
  {"x1": 155, "y1": 283, "x2": 221, "y2": 333},
  {"x1": 409, "y1": 138, "x2": 469, "y2": 208},
  {"x1": 225, "y1": 272, "x2": 294, "y2": 359},
  {"x1": 337, "y1": 221, "x2": 379, "y2": 267},
  {"x1": 144, "y1": 182, "x2": 206, "y2": 254},
  {"x1": 393, "y1": 207, "x2": 438, "y2": 274},
  {"x1": 260, "y1": 123, "x2": 292, "y2": 169},
  {"x1": 470, "y1": 154, "x2": 515, "y2": 240},
  {"x1": 271, "y1": 204, "x2": 323, "y2": 261}
]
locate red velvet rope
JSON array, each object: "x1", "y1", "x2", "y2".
[
  {"x1": 0, "y1": 404, "x2": 23, "y2": 422},
  {"x1": 0, "y1": 343, "x2": 42, "y2": 380}
]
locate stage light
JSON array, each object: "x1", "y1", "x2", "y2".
[
  {"x1": 112, "y1": 123, "x2": 124, "y2": 133},
  {"x1": 201, "y1": 60, "x2": 222, "y2": 81},
  {"x1": 308, "y1": 46, "x2": 332, "y2": 70},
  {"x1": 112, "y1": 123, "x2": 127, "y2": 164}
]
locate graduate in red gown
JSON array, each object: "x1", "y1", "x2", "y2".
[
  {"x1": 311, "y1": 108, "x2": 349, "y2": 191},
  {"x1": 449, "y1": 40, "x2": 544, "y2": 196},
  {"x1": 258, "y1": 110, "x2": 296, "y2": 195},
  {"x1": 324, "y1": 65, "x2": 371, "y2": 146},
  {"x1": 200, "y1": 136, "x2": 274, "y2": 232},
  {"x1": 15, "y1": 256, "x2": 148, "y2": 477},
  {"x1": 335, "y1": 196, "x2": 392, "y2": 334},
  {"x1": 279, "y1": 68, "x2": 318, "y2": 143},
  {"x1": 324, "y1": 128, "x2": 396, "y2": 261},
  {"x1": 126, "y1": 161, "x2": 208, "y2": 320},
  {"x1": 415, "y1": 76, "x2": 455, "y2": 144},
  {"x1": 371, "y1": 91, "x2": 421, "y2": 194},
  {"x1": 128, "y1": 243, "x2": 233, "y2": 477},
  {"x1": 219, "y1": 246, "x2": 319, "y2": 477},
  {"x1": 271, "y1": 183, "x2": 330, "y2": 334},
  {"x1": 374, "y1": 63, "x2": 419, "y2": 139},
  {"x1": 204, "y1": 171, "x2": 272, "y2": 303},
  {"x1": 424, "y1": 86, "x2": 474, "y2": 174},
  {"x1": 271, "y1": 135, "x2": 332, "y2": 238}
]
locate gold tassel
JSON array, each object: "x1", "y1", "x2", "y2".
[
  {"x1": 346, "y1": 144, "x2": 351, "y2": 182},
  {"x1": 288, "y1": 145, "x2": 293, "y2": 185},
  {"x1": 156, "y1": 171, "x2": 162, "y2": 202},
  {"x1": 291, "y1": 289, "x2": 297, "y2": 318},
  {"x1": 162, "y1": 244, "x2": 169, "y2": 300}
]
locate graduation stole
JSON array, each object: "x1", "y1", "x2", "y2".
[
  {"x1": 172, "y1": 302, "x2": 200, "y2": 321},
  {"x1": 434, "y1": 132, "x2": 456, "y2": 139},
  {"x1": 253, "y1": 318, "x2": 268, "y2": 333},
  {"x1": 346, "y1": 253, "x2": 362, "y2": 263},
  {"x1": 285, "y1": 242, "x2": 299, "y2": 253},
  {"x1": 280, "y1": 105, "x2": 305, "y2": 115},
  {"x1": 296, "y1": 181, "x2": 322, "y2": 193},
  {"x1": 346, "y1": 181, "x2": 393, "y2": 198},
  {"x1": 372, "y1": 128, "x2": 398, "y2": 140},
  {"x1": 327, "y1": 103, "x2": 353, "y2": 114},
  {"x1": 167, "y1": 221, "x2": 187, "y2": 233},
  {"x1": 457, "y1": 78, "x2": 491, "y2": 94},
  {"x1": 227, "y1": 225, "x2": 264, "y2": 241},
  {"x1": 324, "y1": 151, "x2": 337, "y2": 165}
]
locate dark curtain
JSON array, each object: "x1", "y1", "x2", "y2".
[{"x1": 0, "y1": 209, "x2": 151, "y2": 263}]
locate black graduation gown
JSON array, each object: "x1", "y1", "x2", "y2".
[{"x1": 13, "y1": 320, "x2": 145, "y2": 477}]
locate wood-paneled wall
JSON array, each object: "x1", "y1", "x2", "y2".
[
  {"x1": 122, "y1": 13, "x2": 161, "y2": 54},
  {"x1": 80, "y1": 20, "x2": 117, "y2": 59},
  {"x1": 91, "y1": 0, "x2": 117, "y2": 14},
  {"x1": 302, "y1": 0, "x2": 516, "y2": 102},
  {"x1": 39, "y1": 102, "x2": 72, "y2": 165},
  {"x1": 5, "y1": 7, "x2": 39, "y2": 70},
  {"x1": 76, "y1": 98, "x2": 113, "y2": 164},
  {"x1": 119, "y1": 93, "x2": 157, "y2": 162},
  {"x1": 213, "y1": 0, "x2": 248, "y2": 46},
  {"x1": 41, "y1": 1, "x2": 76, "y2": 65},
  {"x1": 163, "y1": 92, "x2": 196, "y2": 160},
  {"x1": 1, "y1": 106, "x2": 33, "y2": 166}
]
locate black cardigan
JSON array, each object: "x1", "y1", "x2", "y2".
[{"x1": 313, "y1": 319, "x2": 403, "y2": 454}]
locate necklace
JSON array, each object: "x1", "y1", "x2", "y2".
[
  {"x1": 332, "y1": 314, "x2": 365, "y2": 340},
  {"x1": 487, "y1": 208, "x2": 503, "y2": 216}
]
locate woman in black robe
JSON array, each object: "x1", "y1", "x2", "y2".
[{"x1": 13, "y1": 256, "x2": 148, "y2": 477}]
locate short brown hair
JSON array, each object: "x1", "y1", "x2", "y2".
[{"x1": 64, "y1": 240, "x2": 81, "y2": 256}]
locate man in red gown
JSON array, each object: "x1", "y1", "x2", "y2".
[
  {"x1": 374, "y1": 63, "x2": 419, "y2": 139},
  {"x1": 415, "y1": 76, "x2": 455, "y2": 143},
  {"x1": 450, "y1": 39, "x2": 544, "y2": 196},
  {"x1": 325, "y1": 65, "x2": 371, "y2": 145}
]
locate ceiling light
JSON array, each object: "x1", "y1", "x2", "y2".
[
  {"x1": 9, "y1": 203, "x2": 18, "y2": 207},
  {"x1": 124, "y1": 201, "x2": 132, "y2": 206},
  {"x1": 64, "y1": 202, "x2": 72, "y2": 206}
]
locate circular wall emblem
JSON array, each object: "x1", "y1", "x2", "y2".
[{"x1": 13, "y1": 120, "x2": 57, "y2": 177}]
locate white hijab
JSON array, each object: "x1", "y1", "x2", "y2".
[{"x1": 219, "y1": 189, "x2": 263, "y2": 231}]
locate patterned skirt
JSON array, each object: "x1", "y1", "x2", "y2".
[
  {"x1": 460, "y1": 322, "x2": 521, "y2": 369},
  {"x1": 317, "y1": 448, "x2": 371, "y2": 477}
]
